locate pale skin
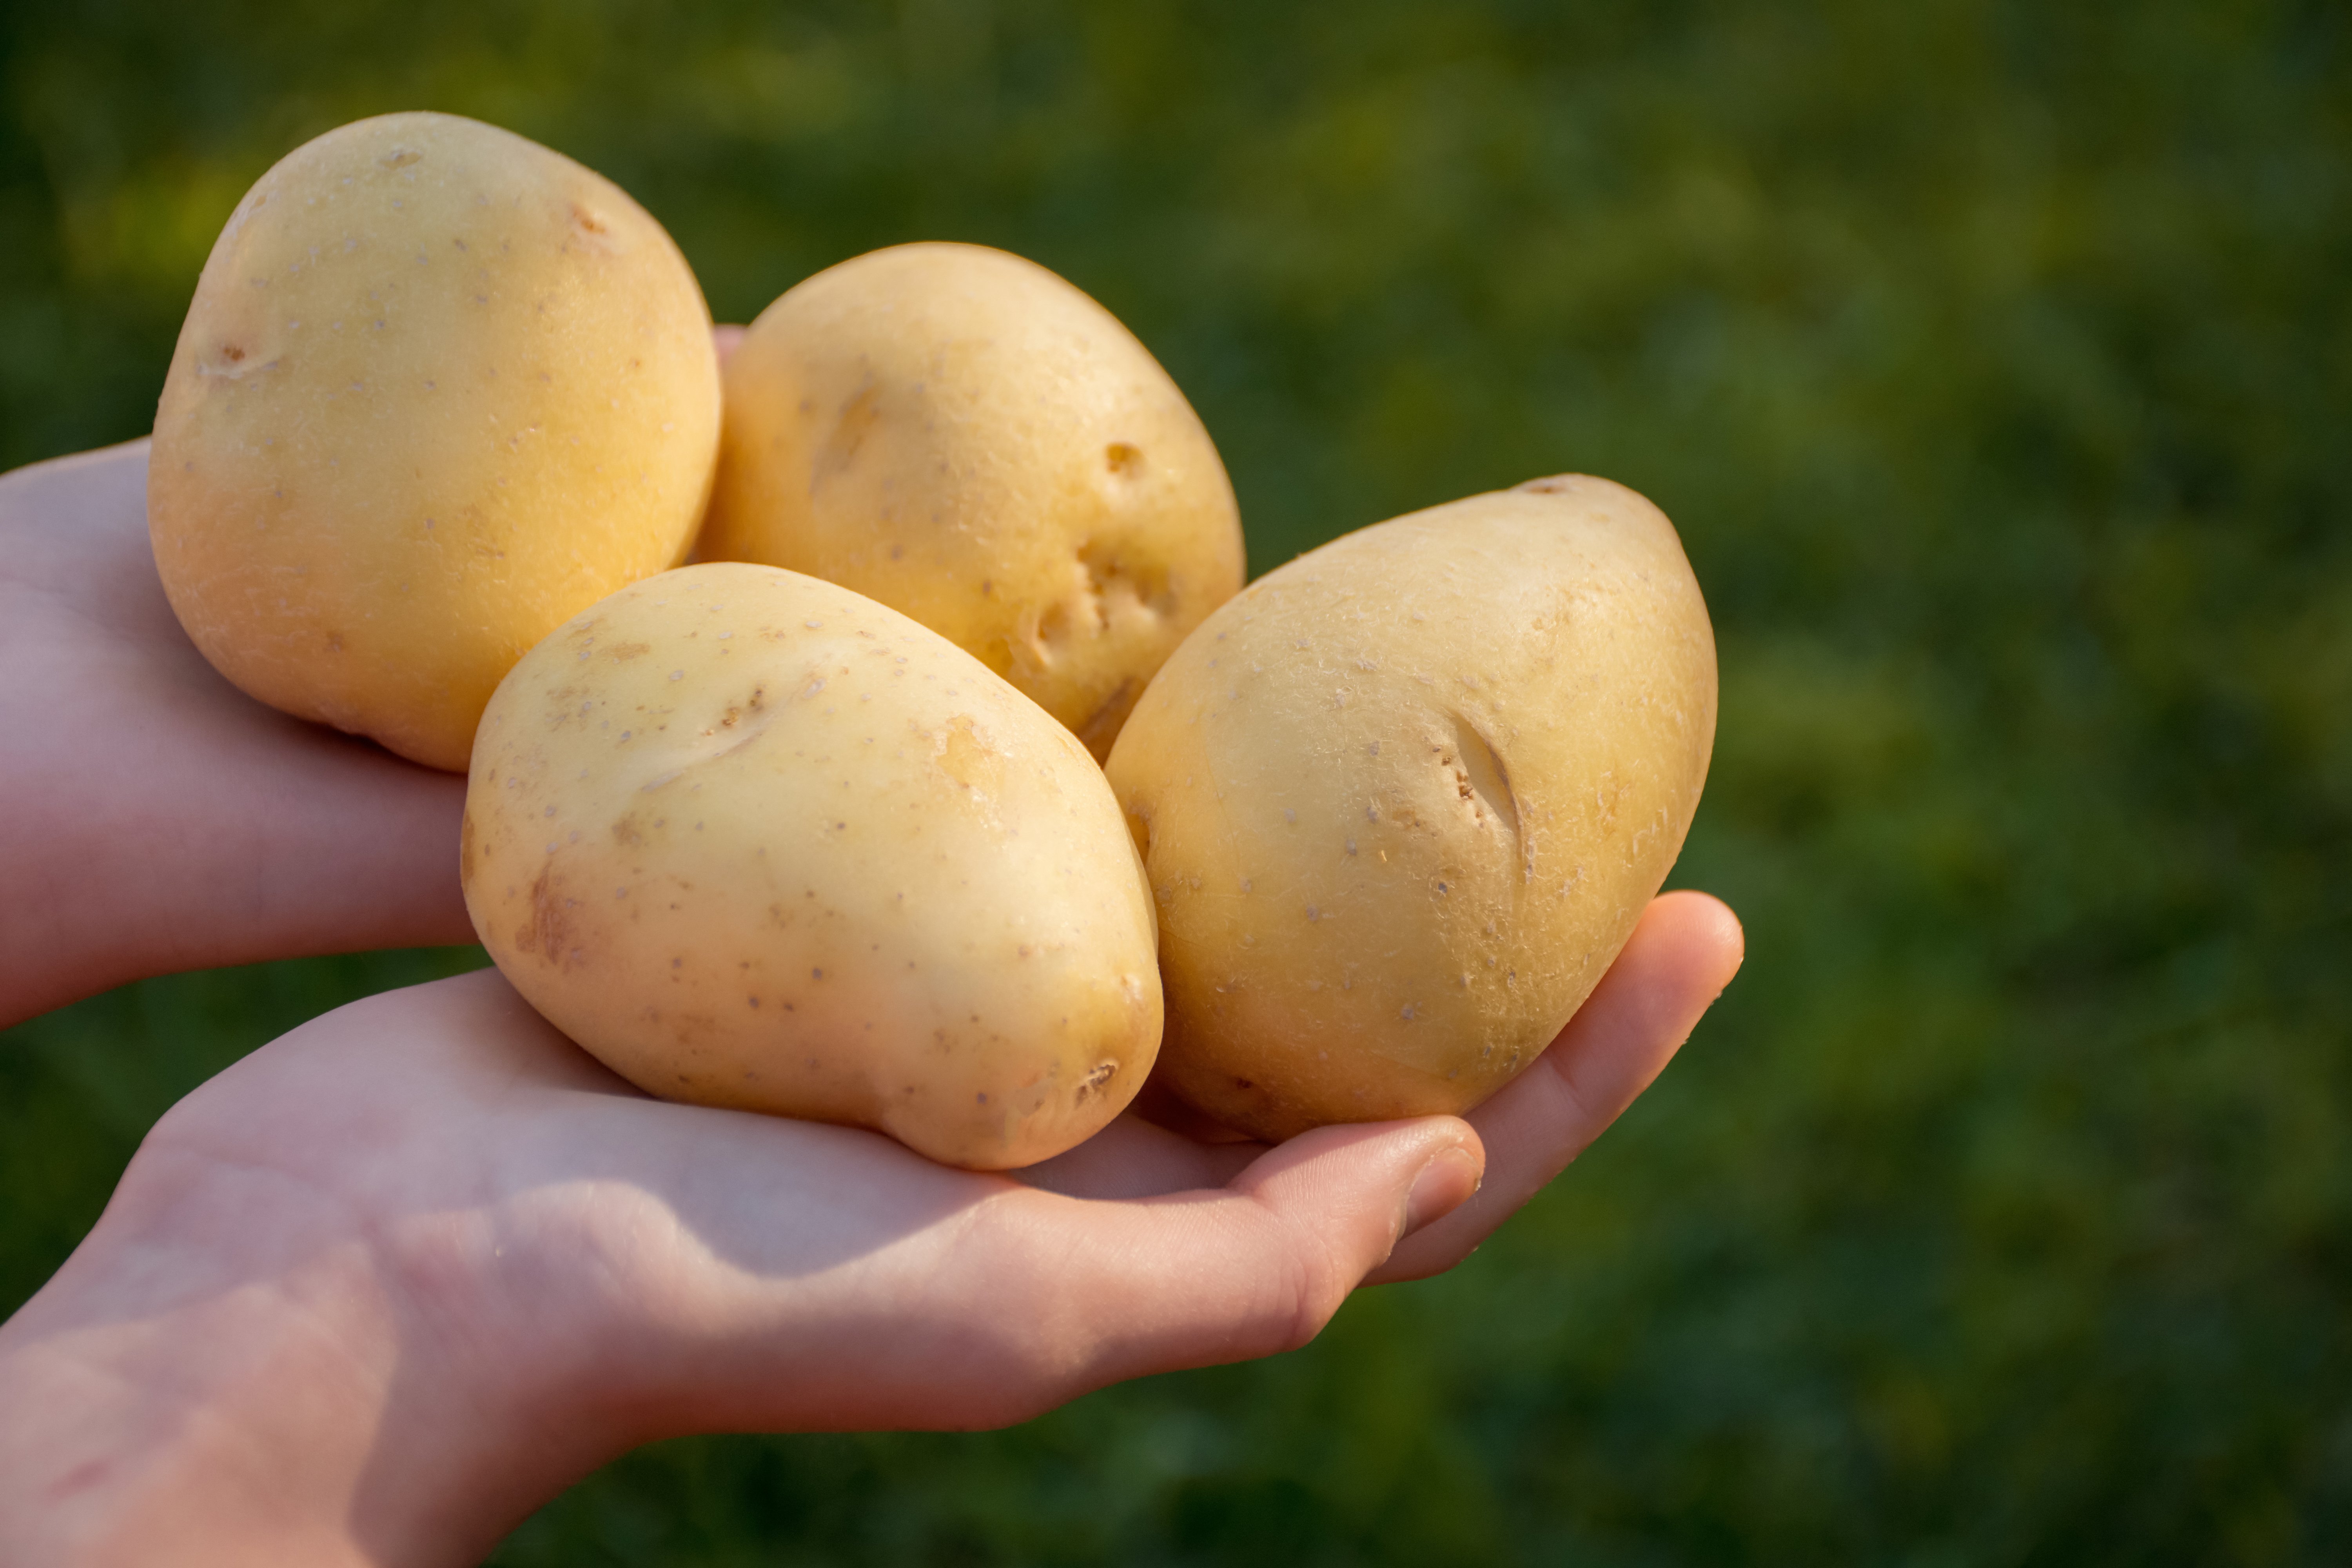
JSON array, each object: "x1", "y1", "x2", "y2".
[{"x1": 0, "y1": 362, "x2": 1745, "y2": 1565}]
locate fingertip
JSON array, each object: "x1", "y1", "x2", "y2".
[
  {"x1": 1403, "y1": 1143, "x2": 1483, "y2": 1236},
  {"x1": 1269, "y1": 1117, "x2": 1486, "y2": 1257},
  {"x1": 1366, "y1": 893, "x2": 1741, "y2": 1288},
  {"x1": 1649, "y1": 888, "x2": 1747, "y2": 993},
  {"x1": 1068, "y1": 1116, "x2": 1490, "y2": 1372},
  {"x1": 712, "y1": 323, "x2": 747, "y2": 367},
  {"x1": 1227, "y1": 1116, "x2": 1486, "y2": 1254}
]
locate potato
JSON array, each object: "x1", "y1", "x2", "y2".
[
  {"x1": 1103, "y1": 476, "x2": 1716, "y2": 1142},
  {"x1": 700, "y1": 243, "x2": 1244, "y2": 761},
  {"x1": 149, "y1": 111, "x2": 720, "y2": 771},
  {"x1": 461, "y1": 561, "x2": 1163, "y2": 1169}
]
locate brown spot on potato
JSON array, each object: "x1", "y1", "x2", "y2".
[
  {"x1": 515, "y1": 860, "x2": 580, "y2": 968},
  {"x1": 1074, "y1": 1060, "x2": 1120, "y2": 1101},
  {"x1": 815, "y1": 383, "x2": 881, "y2": 484}
]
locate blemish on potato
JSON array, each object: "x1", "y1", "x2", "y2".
[{"x1": 515, "y1": 861, "x2": 578, "y2": 967}]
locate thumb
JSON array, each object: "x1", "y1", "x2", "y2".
[{"x1": 1003, "y1": 1117, "x2": 1485, "y2": 1407}]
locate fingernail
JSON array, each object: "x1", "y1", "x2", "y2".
[{"x1": 1403, "y1": 1145, "x2": 1482, "y2": 1236}]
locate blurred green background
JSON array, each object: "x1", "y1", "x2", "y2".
[{"x1": 5, "y1": 0, "x2": 2349, "y2": 1560}]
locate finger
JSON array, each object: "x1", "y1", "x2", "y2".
[
  {"x1": 712, "y1": 324, "x2": 746, "y2": 367},
  {"x1": 960, "y1": 1116, "x2": 1484, "y2": 1423},
  {"x1": 648, "y1": 1116, "x2": 1483, "y2": 1435},
  {"x1": 1365, "y1": 890, "x2": 1743, "y2": 1283}
]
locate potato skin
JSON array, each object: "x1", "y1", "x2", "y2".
[
  {"x1": 462, "y1": 562, "x2": 1163, "y2": 1170},
  {"x1": 149, "y1": 112, "x2": 720, "y2": 771},
  {"x1": 700, "y1": 243, "x2": 1244, "y2": 760},
  {"x1": 1103, "y1": 476, "x2": 1716, "y2": 1142}
]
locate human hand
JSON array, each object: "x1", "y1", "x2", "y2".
[{"x1": 0, "y1": 891, "x2": 1738, "y2": 1567}]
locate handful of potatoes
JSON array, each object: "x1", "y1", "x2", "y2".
[{"x1": 154, "y1": 113, "x2": 1716, "y2": 1169}]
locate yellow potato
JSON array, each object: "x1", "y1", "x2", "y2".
[
  {"x1": 149, "y1": 111, "x2": 720, "y2": 771},
  {"x1": 1104, "y1": 476, "x2": 1716, "y2": 1142},
  {"x1": 701, "y1": 243, "x2": 1244, "y2": 760},
  {"x1": 462, "y1": 561, "x2": 1163, "y2": 1170}
]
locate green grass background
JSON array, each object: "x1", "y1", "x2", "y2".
[{"x1": 5, "y1": 0, "x2": 2349, "y2": 1560}]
